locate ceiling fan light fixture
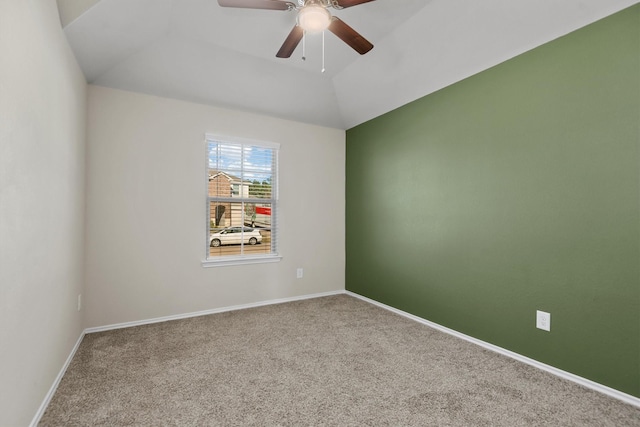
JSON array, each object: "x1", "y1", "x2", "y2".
[{"x1": 297, "y1": 5, "x2": 331, "y2": 33}]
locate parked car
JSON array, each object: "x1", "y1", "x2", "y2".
[{"x1": 210, "y1": 226, "x2": 262, "y2": 247}]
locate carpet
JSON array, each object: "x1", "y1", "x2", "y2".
[{"x1": 39, "y1": 294, "x2": 640, "y2": 426}]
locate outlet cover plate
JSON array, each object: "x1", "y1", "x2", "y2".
[{"x1": 536, "y1": 310, "x2": 551, "y2": 331}]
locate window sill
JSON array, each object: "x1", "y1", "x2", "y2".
[{"x1": 201, "y1": 254, "x2": 282, "y2": 268}]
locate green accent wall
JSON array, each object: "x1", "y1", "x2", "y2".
[{"x1": 346, "y1": 5, "x2": 640, "y2": 397}]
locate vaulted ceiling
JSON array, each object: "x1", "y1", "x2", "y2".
[{"x1": 58, "y1": 0, "x2": 637, "y2": 129}]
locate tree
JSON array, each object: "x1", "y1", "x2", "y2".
[{"x1": 249, "y1": 179, "x2": 271, "y2": 198}]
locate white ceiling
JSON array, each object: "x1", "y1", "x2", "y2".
[{"x1": 60, "y1": 0, "x2": 638, "y2": 129}]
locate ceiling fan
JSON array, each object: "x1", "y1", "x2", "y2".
[{"x1": 217, "y1": 0, "x2": 375, "y2": 58}]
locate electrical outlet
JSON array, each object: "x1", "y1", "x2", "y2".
[
  {"x1": 77, "y1": 294, "x2": 82, "y2": 312},
  {"x1": 536, "y1": 310, "x2": 550, "y2": 331},
  {"x1": 296, "y1": 268, "x2": 303, "y2": 279}
]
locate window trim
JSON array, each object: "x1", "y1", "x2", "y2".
[
  {"x1": 201, "y1": 254, "x2": 282, "y2": 268},
  {"x1": 201, "y1": 134, "x2": 281, "y2": 267}
]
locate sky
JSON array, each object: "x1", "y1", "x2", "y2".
[{"x1": 208, "y1": 141, "x2": 274, "y2": 183}]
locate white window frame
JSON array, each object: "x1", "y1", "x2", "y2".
[{"x1": 201, "y1": 134, "x2": 281, "y2": 267}]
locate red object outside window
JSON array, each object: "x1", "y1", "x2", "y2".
[{"x1": 256, "y1": 207, "x2": 271, "y2": 215}]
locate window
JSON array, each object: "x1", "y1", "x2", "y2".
[{"x1": 203, "y1": 135, "x2": 280, "y2": 266}]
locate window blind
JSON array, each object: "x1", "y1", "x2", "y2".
[{"x1": 206, "y1": 135, "x2": 279, "y2": 260}]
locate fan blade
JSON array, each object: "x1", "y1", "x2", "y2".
[
  {"x1": 328, "y1": 17, "x2": 373, "y2": 55},
  {"x1": 333, "y1": 0, "x2": 375, "y2": 9},
  {"x1": 276, "y1": 25, "x2": 304, "y2": 58},
  {"x1": 217, "y1": 0, "x2": 295, "y2": 11}
]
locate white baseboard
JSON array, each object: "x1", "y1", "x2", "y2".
[
  {"x1": 85, "y1": 290, "x2": 344, "y2": 334},
  {"x1": 346, "y1": 290, "x2": 640, "y2": 409},
  {"x1": 29, "y1": 330, "x2": 86, "y2": 427}
]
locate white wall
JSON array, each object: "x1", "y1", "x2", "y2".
[
  {"x1": 55, "y1": 0, "x2": 100, "y2": 27},
  {"x1": 85, "y1": 86, "x2": 345, "y2": 328},
  {"x1": 0, "y1": 1, "x2": 87, "y2": 425}
]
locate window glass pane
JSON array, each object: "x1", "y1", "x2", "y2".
[
  {"x1": 206, "y1": 138, "x2": 277, "y2": 261},
  {"x1": 208, "y1": 142, "x2": 242, "y2": 176},
  {"x1": 247, "y1": 174, "x2": 272, "y2": 199},
  {"x1": 208, "y1": 142, "x2": 275, "y2": 201},
  {"x1": 208, "y1": 201, "x2": 274, "y2": 257},
  {"x1": 208, "y1": 172, "x2": 231, "y2": 199},
  {"x1": 209, "y1": 201, "x2": 244, "y2": 230}
]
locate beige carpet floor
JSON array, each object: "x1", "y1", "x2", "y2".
[{"x1": 40, "y1": 294, "x2": 640, "y2": 426}]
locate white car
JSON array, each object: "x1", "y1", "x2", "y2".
[{"x1": 210, "y1": 226, "x2": 262, "y2": 247}]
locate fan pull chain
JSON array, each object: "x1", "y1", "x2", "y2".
[
  {"x1": 321, "y1": 31, "x2": 325, "y2": 73},
  {"x1": 302, "y1": 31, "x2": 306, "y2": 61}
]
